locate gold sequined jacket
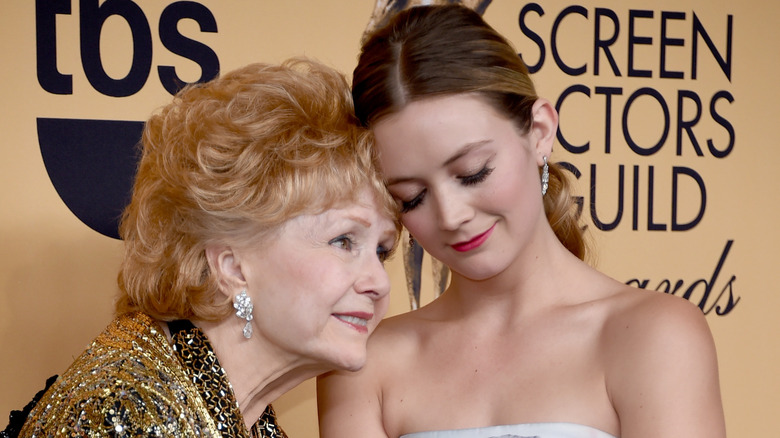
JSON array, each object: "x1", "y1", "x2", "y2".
[{"x1": 18, "y1": 312, "x2": 287, "y2": 437}]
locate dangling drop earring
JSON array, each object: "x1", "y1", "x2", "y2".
[
  {"x1": 541, "y1": 156, "x2": 549, "y2": 196},
  {"x1": 233, "y1": 290, "x2": 254, "y2": 339}
]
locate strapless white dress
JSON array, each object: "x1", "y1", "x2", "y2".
[{"x1": 400, "y1": 422, "x2": 617, "y2": 438}]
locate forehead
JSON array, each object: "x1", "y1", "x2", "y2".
[
  {"x1": 292, "y1": 188, "x2": 395, "y2": 229},
  {"x1": 378, "y1": 93, "x2": 495, "y2": 129},
  {"x1": 372, "y1": 94, "x2": 507, "y2": 172}
]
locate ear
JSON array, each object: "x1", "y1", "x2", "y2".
[
  {"x1": 529, "y1": 98, "x2": 558, "y2": 166},
  {"x1": 205, "y1": 245, "x2": 246, "y2": 300}
]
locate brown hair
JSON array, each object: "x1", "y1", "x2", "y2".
[
  {"x1": 117, "y1": 58, "x2": 399, "y2": 321},
  {"x1": 353, "y1": 5, "x2": 586, "y2": 260}
]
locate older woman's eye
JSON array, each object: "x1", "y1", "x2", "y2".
[
  {"x1": 376, "y1": 245, "x2": 392, "y2": 263},
  {"x1": 329, "y1": 235, "x2": 354, "y2": 251}
]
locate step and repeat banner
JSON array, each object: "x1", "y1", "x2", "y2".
[{"x1": 1, "y1": 1, "x2": 777, "y2": 436}]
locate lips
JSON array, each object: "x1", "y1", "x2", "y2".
[
  {"x1": 333, "y1": 312, "x2": 373, "y2": 333},
  {"x1": 451, "y1": 223, "x2": 496, "y2": 252}
]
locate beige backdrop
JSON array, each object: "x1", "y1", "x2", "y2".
[{"x1": 1, "y1": 1, "x2": 777, "y2": 436}]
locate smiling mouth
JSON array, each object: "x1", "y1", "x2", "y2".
[
  {"x1": 333, "y1": 313, "x2": 371, "y2": 333},
  {"x1": 451, "y1": 223, "x2": 496, "y2": 252}
]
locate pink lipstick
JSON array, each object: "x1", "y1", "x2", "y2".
[{"x1": 333, "y1": 312, "x2": 373, "y2": 334}]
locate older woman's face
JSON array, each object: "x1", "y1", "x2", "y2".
[{"x1": 237, "y1": 188, "x2": 396, "y2": 372}]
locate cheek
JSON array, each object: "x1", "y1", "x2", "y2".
[
  {"x1": 489, "y1": 177, "x2": 524, "y2": 208},
  {"x1": 492, "y1": 157, "x2": 541, "y2": 202},
  {"x1": 308, "y1": 260, "x2": 356, "y2": 304},
  {"x1": 271, "y1": 257, "x2": 342, "y2": 310},
  {"x1": 400, "y1": 211, "x2": 432, "y2": 241}
]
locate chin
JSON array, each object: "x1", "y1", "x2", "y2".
[
  {"x1": 449, "y1": 263, "x2": 502, "y2": 282},
  {"x1": 328, "y1": 348, "x2": 367, "y2": 372},
  {"x1": 339, "y1": 355, "x2": 367, "y2": 372},
  {"x1": 454, "y1": 252, "x2": 514, "y2": 279}
]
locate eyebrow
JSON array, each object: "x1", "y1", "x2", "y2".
[
  {"x1": 442, "y1": 140, "x2": 491, "y2": 166},
  {"x1": 385, "y1": 140, "x2": 491, "y2": 186},
  {"x1": 347, "y1": 214, "x2": 372, "y2": 228}
]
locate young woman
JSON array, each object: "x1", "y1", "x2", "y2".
[{"x1": 318, "y1": 5, "x2": 726, "y2": 438}]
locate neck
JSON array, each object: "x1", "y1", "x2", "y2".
[
  {"x1": 446, "y1": 226, "x2": 582, "y2": 322},
  {"x1": 194, "y1": 318, "x2": 327, "y2": 429}
]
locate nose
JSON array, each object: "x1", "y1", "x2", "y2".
[
  {"x1": 355, "y1": 254, "x2": 391, "y2": 301},
  {"x1": 433, "y1": 188, "x2": 474, "y2": 231}
]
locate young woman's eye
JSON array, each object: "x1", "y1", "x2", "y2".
[
  {"x1": 329, "y1": 235, "x2": 354, "y2": 251},
  {"x1": 400, "y1": 189, "x2": 426, "y2": 213},
  {"x1": 458, "y1": 165, "x2": 494, "y2": 186}
]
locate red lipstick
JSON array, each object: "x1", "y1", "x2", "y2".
[{"x1": 451, "y1": 223, "x2": 496, "y2": 252}]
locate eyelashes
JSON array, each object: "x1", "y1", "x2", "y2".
[
  {"x1": 330, "y1": 234, "x2": 395, "y2": 263},
  {"x1": 458, "y1": 165, "x2": 494, "y2": 186},
  {"x1": 399, "y1": 164, "x2": 494, "y2": 213},
  {"x1": 400, "y1": 190, "x2": 425, "y2": 213},
  {"x1": 329, "y1": 234, "x2": 354, "y2": 251},
  {"x1": 376, "y1": 245, "x2": 392, "y2": 263}
]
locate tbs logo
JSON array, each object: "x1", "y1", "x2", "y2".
[{"x1": 36, "y1": 0, "x2": 219, "y2": 238}]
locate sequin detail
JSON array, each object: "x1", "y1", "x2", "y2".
[
  {"x1": 18, "y1": 312, "x2": 287, "y2": 437},
  {"x1": 169, "y1": 320, "x2": 286, "y2": 437}
]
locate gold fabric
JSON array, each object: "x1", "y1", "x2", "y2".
[{"x1": 19, "y1": 312, "x2": 287, "y2": 437}]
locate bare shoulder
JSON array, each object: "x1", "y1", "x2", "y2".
[
  {"x1": 316, "y1": 310, "x2": 428, "y2": 438},
  {"x1": 369, "y1": 308, "x2": 432, "y2": 359},
  {"x1": 601, "y1": 285, "x2": 715, "y2": 354},
  {"x1": 605, "y1": 286, "x2": 709, "y2": 341},
  {"x1": 318, "y1": 309, "x2": 425, "y2": 387},
  {"x1": 599, "y1": 285, "x2": 726, "y2": 437},
  {"x1": 373, "y1": 307, "x2": 429, "y2": 339}
]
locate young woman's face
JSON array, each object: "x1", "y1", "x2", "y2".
[
  {"x1": 236, "y1": 188, "x2": 396, "y2": 372},
  {"x1": 372, "y1": 94, "x2": 549, "y2": 281}
]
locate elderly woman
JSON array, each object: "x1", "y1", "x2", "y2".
[{"x1": 11, "y1": 58, "x2": 399, "y2": 437}]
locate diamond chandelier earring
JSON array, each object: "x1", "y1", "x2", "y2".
[
  {"x1": 541, "y1": 156, "x2": 549, "y2": 196},
  {"x1": 233, "y1": 290, "x2": 254, "y2": 339}
]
